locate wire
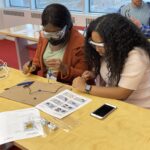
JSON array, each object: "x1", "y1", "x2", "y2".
[
  {"x1": 24, "y1": 85, "x2": 64, "y2": 95},
  {"x1": 0, "y1": 59, "x2": 9, "y2": 80}
]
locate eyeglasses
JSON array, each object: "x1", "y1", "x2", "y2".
[
  {"x1": 88, "y1": 39, "x2": 104, "y2": 48},
  {"x1": 43, "y1": 25, "x2": 67, "y2": 39}
]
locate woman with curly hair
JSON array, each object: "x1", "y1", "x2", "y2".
[{"x1": 72, "y1": 13, "x2": 150, "y2": 108}]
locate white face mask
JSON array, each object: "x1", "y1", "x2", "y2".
[{"x1": 43, "y1": 25, "x2": 67, "y2": 39}]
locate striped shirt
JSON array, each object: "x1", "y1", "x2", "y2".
[
  {"x1": 141, "y1": 25, "x2": 150, "y2": 38},
  {"x1": 118, "y1": 2, "x2": 150, "y2": 38},
  {"x1": 119, "y1": 2, "x2": 150, "y2": 26}
]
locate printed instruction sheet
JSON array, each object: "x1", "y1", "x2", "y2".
[
  {"x1": 36, "y1": 90, "x2": 91, "y2": 119},
  {"x1": 0, "y1": 108, "x2": 44, "y2": 145}
]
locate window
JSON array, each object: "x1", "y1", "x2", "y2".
[
  {"x1": 9, "y1": 0, "x2": 30, "y2": 8},
  {"x1": 5, "y1": 0, "x2": 150, "y2": 13},
  {"x1": 35, "y1": 0, "x2": 83, "y2": 12},
  {"x1": 89, "y1": 0, "x2": 131, "y2": 13}
]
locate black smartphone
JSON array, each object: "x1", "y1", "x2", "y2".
[{"x1": 91, "y1": 103, "x2": 117, "y2": 119}]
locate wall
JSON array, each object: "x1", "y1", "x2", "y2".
[
  {"x1": 0, "y1": 8, "x2": 103, "y2": 40},
  {"x1": 0, "y1": 8, "x2": 101, "y2": 29}
]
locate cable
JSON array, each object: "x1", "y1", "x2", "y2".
[{"x1": 0, "y1": 59, "x2": 9, "y2": 80}]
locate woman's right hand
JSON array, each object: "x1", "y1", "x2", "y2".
[
  {"x1": 22, "y1": 61, "x2": 36, "y2": 75},
  {"x1": 82, "y1": 71, "x2": 95, "y2": 81}
]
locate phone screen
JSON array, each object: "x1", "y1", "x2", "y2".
[{"x1": 91, "y1": 104, "x2": 116, "y2": 118}]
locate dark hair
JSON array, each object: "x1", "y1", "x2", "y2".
[
  {"x1": 85, "y1": 13, "x2": 150, "y2": 85},
  {"x1": 42, "y1": 3, "x2": 73, "y2": 29}
]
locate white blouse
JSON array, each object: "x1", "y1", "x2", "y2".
[{"x1": 100, "y1": 47, "x2": 150, "y2": 108}]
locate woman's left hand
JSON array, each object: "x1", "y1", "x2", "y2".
[
  {"x1": 46, "y1": 58, "x2": 68, "y2": 75},
  {"x1": 72, "y1": 76, "x2": 86, "y2": 92},
  {"x1": 46, "y1": 58, "x2": 61, "y2": 70}
]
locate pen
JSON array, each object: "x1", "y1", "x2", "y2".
[
  {"x1": 28, "y1": 60, "x2": 33, "y2": 68},
  {"x1": 17, "y1": 81, "x2": 34, "y2": 86}
]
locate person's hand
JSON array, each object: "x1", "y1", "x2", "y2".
[
  {"x1": 72, "y1": 76, "x2": 86, "y2": 92},
  {"x1": 130, "y1": 16, "x2": 142, "y2": 28},
  {"x1": 45, "y1": 58, "x2": 68, "y2": 75},
  {"x1": 82, "y1": 71, "x2": 95, "y2": 81},
  {"x1": 22, "y1": 61, "x2": 36, "y2": 74}
]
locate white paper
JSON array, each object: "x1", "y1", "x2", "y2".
[
  {"x1": 36, "y1": 90, "x2": 91, "y2": 119},
  {"x1": 0, "y1": 108, "x2": 44, "y2": 145}
]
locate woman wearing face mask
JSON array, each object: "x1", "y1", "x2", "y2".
[{"x1": 23, "y1": 3, "x2": 88, "y2": 85}]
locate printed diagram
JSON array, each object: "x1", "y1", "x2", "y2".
[{"x1": 36, "y1": 90, "x2": 91, "y2": 119}]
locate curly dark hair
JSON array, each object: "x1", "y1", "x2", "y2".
[
  {"x1": 85, "y1": 13, "x2": 150, "y2": 86},
  {"x1": 42, "y1": 3, "x2": 73, "y2": 30}
]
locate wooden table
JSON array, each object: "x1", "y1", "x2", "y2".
[
  {"x1": 0, "y1": 24, "x2": 42, "y2": 70},
  {"x1": 1, "y1": 68, "x2": 150, "y2": 150}
]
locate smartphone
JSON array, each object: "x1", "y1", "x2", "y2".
[{"x1": 91, "y1": 103, "x2": 117, "y2": 119}]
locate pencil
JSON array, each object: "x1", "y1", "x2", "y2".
[{"x1": 28, "y1": 60, "x2": 33, "y2": 68}]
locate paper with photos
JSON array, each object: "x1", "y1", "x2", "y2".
[
  {"x1": 0, "y1": 108, "x2": 44, "y2": 145},
  {"x1": 36, "y1": 90, "x2": 91, "y2": 119}
]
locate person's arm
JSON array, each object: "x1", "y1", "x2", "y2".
[
  {"x1": 32, "y1": 32, "x2": 44, "y2": 68},
  {"x1": 22, "y1": 60, "x2": 36, "y2": 74},
  {"x1": 72, "y1": 77, "x2": 133, "y2": 100},
  {"x1": 73, "y1": 49, "x2": 149, "y2": 100},
  {"x1": 82, "y1": 70, "x2": 96, "y2": 81},
  {"x1": 88, "y1": 85, "x2": 133, "y2": 100},
  {"x1": 23, "y1": 33, "x2": 46, "y2": 75},
  {"x1": 60, "y1": 46, "x2": 88, "y2": 82},
  {"x1": 130, "y1": 17, "x2": 150, "y2": 38}
]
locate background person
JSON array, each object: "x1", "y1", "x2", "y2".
[
  {"x1": 119, "y1": 0, "x2": 150, "y2": 26},
  {"x1": 119, "y1": 0, "x2": 150, "y2": 38}
]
